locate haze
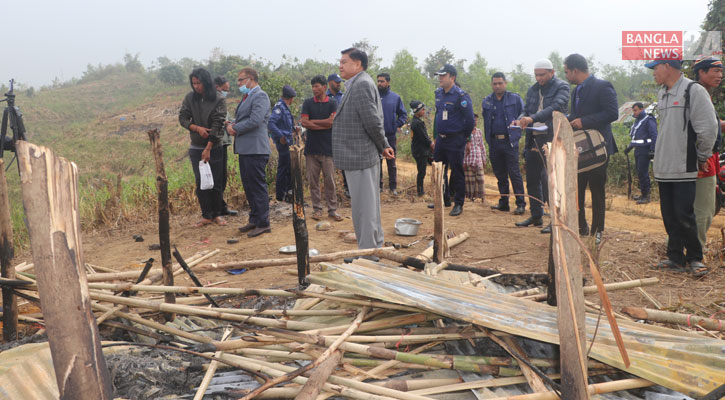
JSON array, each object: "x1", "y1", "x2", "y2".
[{"x1": 4, "y1": 0, "x2": 711, "y2": 87}]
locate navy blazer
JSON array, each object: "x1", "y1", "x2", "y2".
[{"x1": 568, "y1": 75, "x2": 619, "y2": 155}]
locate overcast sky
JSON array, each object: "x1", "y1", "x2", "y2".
[{"x1": 4, "y1": 0, "x2": 712, "y2": 87}]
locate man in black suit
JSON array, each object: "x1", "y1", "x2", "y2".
[{"x1": 564, "y1": 53, "x2": 619, "y2": 244}]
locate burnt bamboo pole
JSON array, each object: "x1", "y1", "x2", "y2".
[
  {"x1": 0, "y1": 159, "x2": 18, "y2": 341},
  {"x1": 548, "y1": 112, "x2": 588, "y2": 399},
  {"x1": 290, "y1": 144, "x2": 310, "y2": 285},
  {"x1": 16, "y1": 142, "x2": 113, "y2": 399},
  {"x1": 431, "y1": 162, "x2": 448, "y2": 263},
  {"x1": 147, "y1": 128, "x2": 175, "y2": 321}
]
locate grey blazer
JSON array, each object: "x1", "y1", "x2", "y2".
[
  {"x1": 232, "y1": 86, "x2": 271, "y2": 155},
  {"x1": 332, "y1": 72, "x2": 389, "y2": 170}
]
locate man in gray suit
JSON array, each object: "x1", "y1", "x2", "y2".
[
  {"x1": 226, "y1": 67, "x2": 272, "y2": 238},
  {"x1": 332, "y1": 48, "x2": 395, "y2": 252}
]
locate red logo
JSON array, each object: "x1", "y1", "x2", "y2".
[{"x1": 622, "y1": 31, "x2": 683, "y2": 60}]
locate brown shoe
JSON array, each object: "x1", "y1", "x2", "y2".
[
  {"x1": 329, "y1": 212, "x2": 344, "y2": 222},
  {"x1": 247, "y1": 226, "x2": 271, "y2": 238},
  {"x1": 311, "y1": 210, "x2": 323, "y2": 220},
  {"x1": 238, "y1": 222, "x2": 256, "y2": 233}
]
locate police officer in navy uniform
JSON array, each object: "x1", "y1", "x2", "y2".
[
  {"x1": 482, "y1": 72, "x2": 526, "y2": 215},
  {"x1": 267, "y1": 85, "x2": 297, "y2": 202},
  {"x1": 326, "y1": 74, "x2": 344, "y2": 106},
  {"x1": 624, "y1": 102, "x2": 658, "y2": 204},
  {"x1": 433, "y1": 64, "x2": 475, "y2": 216}
]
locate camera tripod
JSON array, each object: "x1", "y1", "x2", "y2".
[{"x1": 0, "y1": 79, "x2": 28, "y2": 169}]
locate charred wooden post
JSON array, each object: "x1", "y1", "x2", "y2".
[
  {"x1": 0, "y1": 159, "x2": 18, "y2": 341},
  {"x1": 547, "y1": 112, "x2": 588, "y2": 399},
  {"x1": 173, "y1": 247, "x2": 220, "y2": 307},
  {"x1": 147, "y1": 129, "x2": 175, "y2": 321},
  {"x1": 16, "y1": 142, "x2": 113, "y2": 399},
  {"x1": 431, "y1": 162, "x2": 448, "y2": 263},
  {"x1": 290, "y1": 145, "x2": 309, "y2": 286}
]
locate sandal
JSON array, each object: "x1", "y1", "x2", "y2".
[
  {"x1": 213, "y1": 216, "x2": 227, "y2": 226},
  {"x1": 688, "y1": 261, "x2": 709, "y2": 277},
  {"x1": 653, "y1": 259, "x2": 687, "y2": 273},
  {"x1": 195, "y1": 218, "x2": 213, "y2": 228},
  {"x1": 311, "y1": 210, "x2": 323, "y2": 220}
]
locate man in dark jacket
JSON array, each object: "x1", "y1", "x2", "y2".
[
  {"x1": 624, "y1": 102, "x2": 658, "y2": 204},
  {"x1": 377, "y1": 72, "x2": 407, "y2": 194},
  {"x1": 482, "y1": 72, "x2": 525, "y2": 215},
  {"x1": 514, "y1": 59, "x2": 570, "y2": 232},
  {"x1": 564, "y1": 53, "x2": 619, "y2": 244},
  {"x1": 268, "y1": 85, "x2": 297, "y2": 203},
  {"x1": 410, "y1": 101, "x2": 433, "y2": 196}
]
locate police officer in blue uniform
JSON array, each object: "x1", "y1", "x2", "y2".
[
  {"x1": 326, "y1": 74, "x2": 344, "y2": 106},
  {"x1": 482, "y1": 72, "x2": 526, "y2": 215},
  {"x1": 624, "y1": 102, "x2": 658, "y2": 204},
  {"x1": 267, "y1": 85, "x2": 297, "y2": 202},
  {"x1": 433, "y1": 64, "x2": 475, "y2": 216}
]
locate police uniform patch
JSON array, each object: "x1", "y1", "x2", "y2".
[{"x1": 461, "y1": 100, "x2": 468, "y2": 108}]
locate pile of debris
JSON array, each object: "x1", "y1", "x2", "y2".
[{"x1": 2, "y1": 242, "x2": 724, "y2": 399}]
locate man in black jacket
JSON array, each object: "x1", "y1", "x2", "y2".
[
  {"x1": 564, "y1": 53, "x2": 619, "y2": 244},
  {"x1": 514, "y1": 59, "x2": 570, "y2": 232}
]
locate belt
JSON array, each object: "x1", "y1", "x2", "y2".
[{"x1": 495, "y1": 134, "x2": 507, "y2": 140}]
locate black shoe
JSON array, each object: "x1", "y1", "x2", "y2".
[
  {"x1": 222, "y1": 208, "x2": 238, "y2": 216},
  {"x1": 450, "y1": 204, "x2": 463, "y2": 216},
  {"x1": 633, "y1": 194, "x2": 642, "y2": 201},
  {"x1": 515, "y1": 217, "x2": 543, "y2": 227},
  {"x1": 579, "y1": 226, "x2": 589, "y2": 236},
  {"x1": 540, "y1": 224, "x2": 552, "y2": 234},
  {"x1": 444, "y1": 199, "x2": 452, "y2": 207},
  {"x1": 238, "y1": 222, "x2": 256, "y2": 233},
  {"x1": 513, "y1": 205, "x2": 526, "y2": 215},
  {"x1": 247, "y1": 226, "x2": 271, "y2": 237},
  {"x1": 636, "y1": 196, "x2": 650, "y2": 204},
  {"x1": 491, "y1": 203, "x2": 510, "y2": 212},
  {"x1": 427, "y1": 203, "x2": 435, "y2": 209},
  {"x1": 344, "y1": 189, "x2": 351, "y2": 199}
]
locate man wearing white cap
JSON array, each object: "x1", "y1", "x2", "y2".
[{"x1": 513, "y1": 59, "x2": 570, "y2": 232}]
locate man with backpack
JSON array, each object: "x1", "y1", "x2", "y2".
[
  {"x1": 564, "y1": 53, "x2": 619, "y2": 244},
  {"x1": 648, "y1": 58, "x2": 718, "y2": 277}
]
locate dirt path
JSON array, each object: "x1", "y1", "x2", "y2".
[{"x1": 13, "y1": 160, "x2": 725, "y2": 318}]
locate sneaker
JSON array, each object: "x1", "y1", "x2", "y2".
[{"x1": 636, "y1": 196, "x2": 650, "y2": 204}]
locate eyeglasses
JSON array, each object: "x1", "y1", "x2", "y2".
[{"x1": 237, "y1": 76, "x2": 251, "y2": 83}]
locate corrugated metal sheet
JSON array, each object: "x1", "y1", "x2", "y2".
[{"x1": 308, "y1": 262, "x2": 725, "y2": 397}]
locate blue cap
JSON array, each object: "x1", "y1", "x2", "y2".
[
  {"x1": 644, "y1": 59, "x2": 682, "y2": 69},
  {"x1": 435, "y1": 64, "x2": 458, "y2": 77},
  {"x1": 282, "y1": 85, "x2": 296, "y2": 98},
  {"x1": 327, "y1": 73, "x2": 342, "y2": 83}
]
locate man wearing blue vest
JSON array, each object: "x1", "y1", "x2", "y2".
[
  {"x1": 482, "y1": 72, "x2": 526, "y2": 215},
  {"x1": 268, "y1": 85, "x2": 297, "y2": 203},
  {"x1": 377, "y1": 72, "x2": 408, "y2": 195},
  {"x1": 433, "y1": 64, "x2": 475, "y2": 216},
  {"x1": 624, "y1": 102, "x2": 658, "y2": 204}
]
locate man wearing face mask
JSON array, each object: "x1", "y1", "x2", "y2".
[
  {"x1": 268, "y1": 85, "x2": 297, "y2": 203},
  {"x1": 214, "y1": 76, "x2": 238, "y2": 217},
  {"x1": 226, "y1": 68, "x2": 272, "y2": 238},
  {"x1": 377, "y1": 72, "x2": 407, "y2": 195}
]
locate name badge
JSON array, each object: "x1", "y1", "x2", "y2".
[{"x1": 442, "y1": 110, "x2": 448, "y2": 121}]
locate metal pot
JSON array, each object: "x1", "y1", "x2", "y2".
[{"x1": 394, "y1": 218, "x2": 422, "y2": 236}]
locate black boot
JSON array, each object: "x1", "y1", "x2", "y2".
[
  {"x1": 515, "y1": 216, "x2": 543, "y2": 227},
  {"x1": 491, "y1": 200, "x2": 510, "y2": 212}
]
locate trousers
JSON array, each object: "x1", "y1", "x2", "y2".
[
  {"x1": 659, "y1": 181, "x2": 702, "y2": 265},
  {"x1": 578, "y1": 158, "x2": 608, "y2": 234},
  {"x1": 238, "y1": 154, "x2": 270, "y2": 228},
  {"x1": 345, "y1": 163, "x2": 384, "y2": 249},
  {"x1": 190, "y1": 146, "x2": 225, "y2": 220},
  {"x1": 490, "y1": 139, "x2": 525, "y2": 207}
]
